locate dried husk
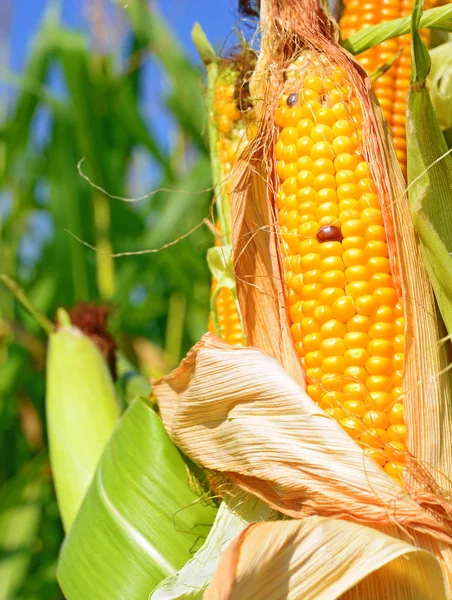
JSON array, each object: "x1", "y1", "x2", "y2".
[
  {"x1": 154, "y1": 335, "x2": 452, "y2": 544},
  {"x1": 154, "y1": 0, "x2": 452, "y2": 593},
  {"x1": 205, "y1": 517, "x2": 448, "y2": 599}
]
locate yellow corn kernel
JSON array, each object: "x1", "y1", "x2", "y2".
[
  {"x1": 369, "y1": 392, "x2": 393, "y2": 411},
  {"x1": 341, "y1": 417, "x2": 364, "y2": 438},
  {"x1": 321, "y1": 337, "x2": 346, "y2": 356},
  {"x1": 331, "y1": 296, "x2": 355, "y2": 321},
  {"x1": 360, "y1": 428, "x2": 389, "y2": 449},
  {"x1": 344, "y1": 331, "x2": 370, "y2": 349},
  {"x1": 364, "y1": 447, "x2": 387, "y2": 467},
  {"x1": 343, "y1": 382, "x2": 366, "y2": 400},
  {"x1": 387, "y1": 424, "x2": 406, "y2": 442}
]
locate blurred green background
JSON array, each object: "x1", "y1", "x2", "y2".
[{"x1": 0, "y1": 0, "x2": 241, "y2": 597}]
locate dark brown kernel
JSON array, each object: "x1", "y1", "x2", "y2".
[
  {"x1": 287, "y1": 93, "x2": 299, "y2": 107},
  {"x1": 316, "y1": 225, "x2": 343, "y2": 243}
]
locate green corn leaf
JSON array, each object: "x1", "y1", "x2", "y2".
[
  {"x1": 47, "y1": 114, "x2": 91, "y2": 302},
  {"x1": 407, "y1": 0, "x2": 452, "y2": 337},
  {"x1": 46, "y1": 319, "x2": 120, "y2": 532},
  {"x1": 115, "y1": 0, "x2": 206, "y2": 149},
  {"x1": 343, "y1": 5, "x2": 452, "y2": 55},
  {"x1": 0, "y1": 456, "x2": 45, "y2": 599},
  {"x1": 57, "y1": 398, "x2": 217, "y2": 600},
  {"x1": 370, "y1": 50, "x2": 403, "y2": 83},
  {"x1": 151, "y1": 494, "x2": 273, "y2": 600},
  {"x1": 427, "y1": 42, "x2": 452, "y2": 131},
  {"x1": 116, "y1": 351, "x2": 151, "y2": 405},
  {"x1": 114, "y1": 80, "x2": 171, "y2": 173},
  {"x1": 1, "y1": 5, "x2": 60, "y2": 167},
  {"x1": 143, "y1": 156, "x2": 212, "y2": 249}
]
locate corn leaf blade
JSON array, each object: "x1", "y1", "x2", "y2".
[
  {"x1": 114, "y1": 0, "x2": 206, "y2": 149},
  {"x1": 343, "y1": 5, "x2": 452, "y2": 55},
  {"x1": 0, "y1": 456, "x2": 45, "y2": 599},
  {"x1": 57, "y1": 398, "x2": 217, "y2": 600}
]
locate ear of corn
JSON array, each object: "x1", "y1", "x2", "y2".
[
  {"x1": 199, "y1": 34, "x2": 255, "y2": 347},
  {"x1": 339, "y1": 0, "x2": 432, "y2": 177},
  {"x1": 275, "y1": 53, "x2": 406, "y2": 480},
  {"x1": 46, "y1": 311, "x2": 120, "y2": 531}
]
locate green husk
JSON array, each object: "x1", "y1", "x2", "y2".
[
  {"x1": 58, "y1": 398, "x2": 217, "y2": 600},
  {"x1": 427, "y1": 40, "x2": 452, "y2": 131},
  {"x1": 151, "y1": 494, "x2": 273, "y2": 600},
  {"x1": 343, "y1": 5, "x2": 452, "y2": 55},
  {"x1": 406, "y1": 0, "x2": 452, "y2": 339},
  {"x1": 206, "y1": 245, "x2": 243, "y2": 338},
  {"x1": 46, "y1": 316, "x2": 120, "y2": 532}
]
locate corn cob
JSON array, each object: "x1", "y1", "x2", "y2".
[
  {"x1": 275, "y1": 52, "x2": 405, "y2": 480},
  {"x1": 207, "y1": 68, "x2": 251, "y2": 346},
  {"x1": 339, "y1": 0, "x2": 431, "y2": 178}
]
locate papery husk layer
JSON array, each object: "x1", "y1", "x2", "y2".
[
  {"x1": 205, "y1": 516, "x2": 448, "y2": 600},
  {"x1": 154, "y1": 335, "x2": 452, "y2": 545}
]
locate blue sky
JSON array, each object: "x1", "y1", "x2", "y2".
[{"x1": 11, "y1": 0, "x2": 244, "y2": 72}]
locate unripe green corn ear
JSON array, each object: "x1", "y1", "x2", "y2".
[{"x1": 46, "y1": 308, "x2": 120, "y2": 532}]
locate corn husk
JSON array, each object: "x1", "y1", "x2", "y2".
[
  {"x1": 57, "y1": 398, "x2": 217, "y2": 600},
  {"x1": 155, "y1": 335, "x2": 452, "y2": 541},
  {"x1": 46, "y1": 320, "x2": 120, "y2": 531},
  {"x1": 205, "y1": 517, "x2": 448, "y2": 599},
  {"x1": 427, "y1": 41, "x2": 452, "y2": 130},
  {"x1": 407, "y1": 9, "x2": 452, "y2": 343},
  {"x1": 193, "y1": 26, "x2": 251, "y2": 342},
  {"x1": 151, "y1": 494, "x2": 272, "y2": 600}
]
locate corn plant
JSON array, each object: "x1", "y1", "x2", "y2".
[{"x1": 3, "y1": 0, "x2": 452, "y2": 598}]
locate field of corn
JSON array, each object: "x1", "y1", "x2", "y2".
[{"x1": 2, "y1": 0, "x2": 452, "y2": 597}]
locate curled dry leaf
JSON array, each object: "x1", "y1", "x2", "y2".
[
  {"x1": 153, "y1": 334, "x2": 452, "y2": 544},
  {"x1": 231, "y1": 152, "x2": 304, "y2": 386},
  {"x1": 205, "y1": 517, "x2": 448, "y2": 600}
]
